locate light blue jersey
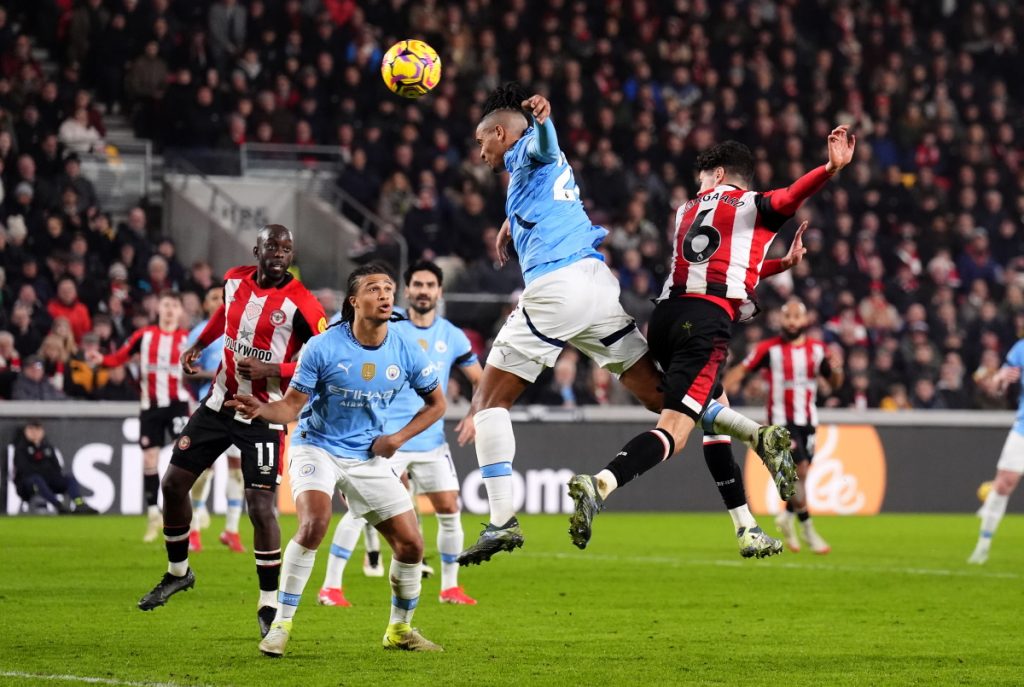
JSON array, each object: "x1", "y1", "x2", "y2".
[
  {"x1": 186, "y1": 319, "x2": 224, "y2": 400},
  {"x1": 290, "y1": 322, "x2": 439, "y2": 460},
  {"x1": 504, "y1": 120, "x2": 607, "y2": 284},
  {"x1": 1006, "y1": 339, "x2": 1024, "y2": 435},
  {"x1": 384, "y1": 316, "x2": 478, "y2": 452}
]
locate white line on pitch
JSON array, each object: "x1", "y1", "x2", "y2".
[
  {"x1": 526, "y1": 551, "x2": 1023, "y2": 580},
  {"x1": 0, "y1": 671, "x2": 212, "y2": 687}
]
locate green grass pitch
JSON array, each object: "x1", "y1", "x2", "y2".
[{"x1": 1, "y1": 513, "x2": 1021, "y2": 687}]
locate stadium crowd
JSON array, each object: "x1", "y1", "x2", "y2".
[{"x1": 0, "y1": 0, "x2": 1022, "y2": 411}]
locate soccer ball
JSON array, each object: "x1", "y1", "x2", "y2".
[
  {"x1": 381, "y1": 40, "x2": 442, "y2": 99},
  {"x1": 977, "y1": 480, "x2": 993, "y2": 502}
]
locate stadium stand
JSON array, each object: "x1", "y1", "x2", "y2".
[{"x1": 0, "y1": 0, "x2": 1021, "y2": 411}]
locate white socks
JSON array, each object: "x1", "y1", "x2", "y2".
[
  {"x1": 594, "y1": 470, "x2": 618, "y2": 500},
  {"x1": 707, "y1": 405, "x2": 760, "y2": 446},
  {"x1": 474, "y1": 408, "x2": 517, "y2": 526},
  {"x1": 728, "y1": 505, "x2": 757, "y2": 530},
  {"x1": 225, "y1": 467, "x2": 244, "y2": 533},
  {"x1": 436, "y1": 513, "x2": 462, "y2": 590},
  {"x1": 389, "y1": 559, "x2": 422, "y2": 626},
  {"x1": 324, "y1": 510, "x2": 364, "y2": 588},
  {"x1": 364, "y1": 522, "x2": 381, "y2": 554},
  {"x1": 980, "y1": 490, "x2": 1009, "y2": 538},
  {"x1": 276, "y1": 539, "x2": 317, "y2": 621}
]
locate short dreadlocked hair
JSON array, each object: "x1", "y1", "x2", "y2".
[
  {"x1": 482, "y1": 82, "x2": 530, "y2": 120},
  {"x1": 694, "y1": 141, "x2": 755, "y2": 186}
]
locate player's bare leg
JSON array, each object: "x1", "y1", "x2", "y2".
[
  {"x1": 617, "y1": 353, "x2": 664, "y2": 413},
  {"x1": 457, "y1": 365, "x2": 529, "y2": 566},
  {"x1": 142, "y1": 446, "x2": 163, "y2": 542},
  {"x1": 970, "y1": 469, "x2": 1020, "y2": 564},
  {"x1": 138, "y1": 464, "x2": 200, "y2": 610}
]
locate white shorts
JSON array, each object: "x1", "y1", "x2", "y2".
[
  {"x1": 487, "y1": 258, "x2": 649, "y2": 382},
  {"x1": 996, "y1": 430, "x2": 1024, "y2": 473},
  {"x1": 288, "y1": 444, "x2": 414, "y2": 526},
  {"x1": 389, "y1": 443, "x2": 460, "y2": 494}
]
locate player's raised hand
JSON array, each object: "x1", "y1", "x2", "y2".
[
  {"x1": 521, "y1": 94, "x2": 551, "y2": 124},
  {"x1": 780, "y1": 221, "x2": 809, "y2": 270},
  {"x1": 237, "y1": 357, "x2": 278, "y2": 380},
  {"x1": 180, "y1": 345, "x2": 202, "y2": 375},
  {"x1": 455, "y1": 412, "x2": 476, "y2": 446},
  {"x1": 825, "y1": 125, "x2": 856, "y2": 174},
  {"x1": 226, "y1": 394, "x2": 263, "y2": 420},
  {"x1": 372, "y1": 434, "x2": 402, "y2": 458}
]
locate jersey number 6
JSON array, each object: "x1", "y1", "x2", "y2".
[{"x1": 682, "y1": 208, "x2": 722, "y2": 264}]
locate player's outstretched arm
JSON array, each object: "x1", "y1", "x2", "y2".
[
  {"x1": 226, "y1": 387, "x2": 309, "y2": 424},
  {"x1": 373, "y1": 386, "x2": 447, "y2": 458},
  {"x1": 769, "y1": 126, "x2": 855, "y2": 216}
]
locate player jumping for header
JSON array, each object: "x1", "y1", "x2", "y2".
[{"x1": 459, "y1": 83, "x2": 800, "y2": 565}]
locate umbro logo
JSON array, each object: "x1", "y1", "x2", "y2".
[{"x1": 337, "y1": 362, "x2": 352, "y2": 373}]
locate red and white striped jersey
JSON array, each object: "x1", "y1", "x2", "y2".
[
  {"x1": 660, "y1": 185, "x2": 789, "y2": 312},
  {"x1": 742, "y1": 337, "x2": 832, "y2": 427},
  {"x1": 102, "y1": 326, "x2": 191, "y2": 411},
  {"x1": 659, "y1": 167, "x2": 833, "y2": 319},
  {"x1": 202, "y1": 266, "x2": 326, "y2": 423}
]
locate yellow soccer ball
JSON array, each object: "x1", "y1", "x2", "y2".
[
  {"x1": 977, "y1": 480, "x2": 993, "y2": 502},
  {"x1": 381, "y1": 39, "x2": 442, "y2": 99}
]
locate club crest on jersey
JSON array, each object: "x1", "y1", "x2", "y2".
[
  {"x1": 245, "y1": 302, "x2": 264, "y2": 321},
  {"x1": 269, "y1": 309, "x2": 286, "y2": 326},
  {"x1": 178, "y1": 436, "x2": 191, "y2": 451},
  {"x1": 386, "y1": 364, "x2": 401, "y2": 380},
  {"x1": 435, "y1": 340, "x2": 448, "y2": 353},
  {"x1": 417, "y1": 338, "x2": 428, "y2": 351},
  {"x1": 361, "y1": 363, "x2": 376, "y2": 381}
]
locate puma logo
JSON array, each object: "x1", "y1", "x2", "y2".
[{"x1": 337, "y1": 362, "x2": 352, "y2": 373}]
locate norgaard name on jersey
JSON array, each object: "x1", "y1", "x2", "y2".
[{"x1": 224, "y1": 336, "x2": 273, "y2": 362}]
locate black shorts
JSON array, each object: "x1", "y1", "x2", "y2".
[
  {"x1": 648, "y1": 297, "x2": 734, "y2": 420},
  {"x1": 787, "y1": 425, "x2": 817, "y2": 464},
  {"x1": 139, "y1": 401, "x2": 191, "y2": 449},
  {"x1": 170, "y1": 405, "x2": 285, "y2": 491}
]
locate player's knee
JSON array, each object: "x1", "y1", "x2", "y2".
[
  {"x1": 430, "y1": 493, "x2": 460, "y2": 514},
  {"x1": 160, "y1": 469, "x2": 191, "y2": 499},
  {"x1": 295, "y1": 516, "x2": 330, "y2": 548},
  {"x1": 391, "y1": 536, "x2": 424, "y2": 563},
  {"x1": 246, "y1": 493, "x2": 276, "y2": 524},
  {"x1": 994, "y1": 472, "x2": 1020, "y2": 495}
]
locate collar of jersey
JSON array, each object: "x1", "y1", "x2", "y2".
[
  {"x1": 715, "y1": 183, "x2": 744, "y2": 191},
  {"x1": 342, "y1": 322, "x2": 389, "y2": 350},
  {"x1": 504, "y1": 126, "x2": 534, "y2": 164}
]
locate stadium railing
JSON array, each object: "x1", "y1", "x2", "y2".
[{"x1": 80, "y1": 141, "x2": 153, "y2": 213}]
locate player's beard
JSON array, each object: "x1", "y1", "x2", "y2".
[
  {"x1": 410, "y1": 299, "x2": 436, "y2": 315},
  {"x1": 781, "y1": 326, "x2": 805, "y2": 342}
]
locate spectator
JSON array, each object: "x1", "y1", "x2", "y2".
[
  {"x1": 93, "y1": 361, "x2": 137, "y2": 400},
  {"x1": 58, "y1": 107, "x2": 104, "y2": 154},
  {"x1": 46, "y1": 277, "x2": 92, "y2": 343},
  {"x1": 0, "y1": 329, "x2": 19, "y2": 397},
  {"x1": 11, "y1": 420, "x2": 96, "y2": 514},
  {"x1": 12, "y1": 355, "x2": 66, "y2": 400},
  {"x1": 64, "y1": 331, "x2": 108, "y2": 399}
]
